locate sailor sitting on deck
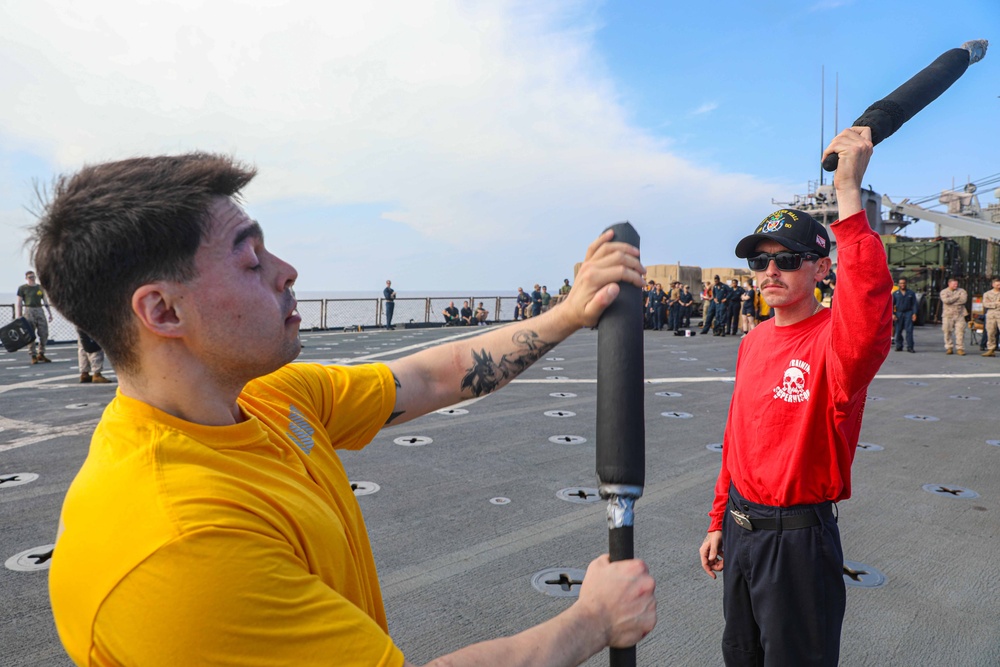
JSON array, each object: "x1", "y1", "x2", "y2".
[{"x1": 441, "y1": 301, "x2": 460, "y2": 325}]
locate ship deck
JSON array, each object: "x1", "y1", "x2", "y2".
[{"x1": 2, "y1": 323, "x2": 998, "y2": 665}]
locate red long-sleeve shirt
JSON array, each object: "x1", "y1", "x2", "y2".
[{"x1": 709, "y1": 210, "x2": 893, "y2": 531}]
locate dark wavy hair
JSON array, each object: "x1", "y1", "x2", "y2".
[{"x1": 30, "y1": 153, "x2": 256, "y2": 373}]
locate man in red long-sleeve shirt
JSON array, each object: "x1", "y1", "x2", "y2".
[{"x1": 698, "y1": 127, "x2": 892, "y2": 666}]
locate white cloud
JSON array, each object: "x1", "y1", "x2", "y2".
[
  {"x1": 0, "y1": 0, "x2": 787, "y2": 292},
  {"x1": 691, "y1": 102, "x2": 719, "y2": 116}
]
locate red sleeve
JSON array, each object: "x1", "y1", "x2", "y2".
[{"x1": 827, "y1": 211, "x2": 893, "y2": 403}]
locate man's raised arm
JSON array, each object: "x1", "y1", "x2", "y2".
[
  {"x1": 384, "y1": 230, "x2": 644, "y2": 426},
  {"x1": 822, "y1": 127, "x2": 893, "y2": 400}
]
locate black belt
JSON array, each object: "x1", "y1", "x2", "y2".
[{"x1": 728, "y1": 498, "x2": 821, "y2": 531}]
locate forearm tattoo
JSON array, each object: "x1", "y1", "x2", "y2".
[
  {"x1": 460, "y1": 330, "x2": 556, "y2": 397},
  {"x1": 385, "y1": 372, "x2": 404, "y2": 425}
]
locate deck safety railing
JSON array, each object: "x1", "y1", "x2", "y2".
[{"x1": 0, "y1": 296, "x2": 563, "y2": 344}]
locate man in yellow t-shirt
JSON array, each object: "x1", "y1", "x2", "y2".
[{"x1": 33, "y1": 154, "x2": 656, "y2": 667}]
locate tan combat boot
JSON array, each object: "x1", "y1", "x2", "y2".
[
  {"x1": 92, "y1": 373, "x2": 111, "y2": 384},
  {"x1": 983, "y1": 350, "x2": 996, "y2": 357}
]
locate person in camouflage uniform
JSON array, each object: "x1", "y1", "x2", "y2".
[
  {"x1": 982, "y1": 277, "x2": 1000, "y2": 357},
  {"x1": 15, "y1": 269, "x2": 53, "y2": 363},
  {"x1": 939, "y1": 278, "x2": 968, "y2": 355}
]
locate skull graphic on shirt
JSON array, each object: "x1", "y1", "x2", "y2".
[{"x1": 774, "y1": 360, "x2": 811, "y2": 403}]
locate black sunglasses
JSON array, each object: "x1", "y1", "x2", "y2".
[{"x1": 747, "y1": 251, "x2": 819, "y2": 272}]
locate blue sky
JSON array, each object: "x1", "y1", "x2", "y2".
[{"x1": 1, "y1": 0, "x2": 997, "y2": 295}]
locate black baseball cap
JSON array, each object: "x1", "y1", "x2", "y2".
[{"x1": 735, "y1": 208, "x2": 830, "y2": 258}]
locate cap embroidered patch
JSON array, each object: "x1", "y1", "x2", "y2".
[
  {"x1": 815, "y1": 234, "x2": 826, "y2": 248},
  {"x1": 762, "y1": 213, "x2": 783, "y2": 233}
]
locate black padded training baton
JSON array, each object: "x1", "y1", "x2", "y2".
[
  {"x1": 596, "y1": 221, "x2": 644, "y2": 667},
  {"x1": 823, "y1": 39, "x2": 988, "y2": 172}
]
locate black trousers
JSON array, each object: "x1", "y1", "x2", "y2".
[
  {"x1": 385, "y1": 301, "x2": 394, "y2": 327},
  {"x1": 727, "y1": 303, "x2": 741, "y2": 334},
  {"x1": 722, "y1": 485, "x2": 845, "y2": 667}
]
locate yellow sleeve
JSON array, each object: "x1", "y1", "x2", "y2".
[
  {"x1": 94, "y1": 528, "x2": 405, "y2": 667},
  {"x1": 249, "y1": 363, "x2": 396, "y2": 451}
]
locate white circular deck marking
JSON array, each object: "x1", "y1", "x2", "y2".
[
  {"x1": 706, "y1": 443, "x2": 723, "y2": 453},
  {"x1": 948, "y1": 395, "x2": 980, "y2": 400},
  {"x1": 545, "y1": 357, "x2": 565, "y2": 361},
  {"x1": 5, "y1": 545, "x2": 56, "y2": 572},
  {"x1": 857, "y1": 442, "x2": 884, "y2": 452},
  {"x1": 350, "y1": 481, "x2": 380, "y2": 496},
  {"x1": 545, "y1": 376, "x2": 569, "y2": 380},
  {"x1": 548, "y1": 435, "x2": 587, "y2": 445},
  {"x1": 435, "y1": 408, "x2": 469, "y2": 416},
  {"x1": 655, "y1": 391, "x2": 682, "y2": 397},
  {"x1": 489, "y1": 497, "x2": 511, "y2": 505},
  {"x1": 544, "y1": 410, "x2": 576, "y2": 418},
  {"x1": 922, "y1": 484, "x2": 979, "y2": 499},
  {"x1": 0, "y1": 472, "x2": 39, "y2": 488},
  {"x1": 394, "y1": 436, "x2": 433, "y2": 446},
  {"x1": 678, "y1": 358, "x2": 698, "y2": 362},
  {"x1": 843, "y1": 560, "x2": 887, "y2": 588},
  {"x1": 556, "y1": 488, "x2": 600, "y2": 504},
  {"x1": 661, "y1": 411, "x2": 693, "y2": 419},
  {"x1": 542, "y1": 367, "x2": 564, "y2": 371},
  {"x1": 905, "y1": 414, "x2": 939, "y2": 422},
  {"x1": 549, "y1": 392, "x2": 577, "y2": 398},
  {"x1": 531, "y1": 567, "x2": 586, "y2": 598}
]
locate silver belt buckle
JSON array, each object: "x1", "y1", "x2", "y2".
[{"x1": 730, "y1": 508, "x2": 754, "y2": 531}]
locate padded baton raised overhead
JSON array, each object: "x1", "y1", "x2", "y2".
[{"x1": 823, "y1": 39, "x2": 988, "y2": 172}]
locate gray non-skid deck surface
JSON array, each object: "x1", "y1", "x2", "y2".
[{"x1": 1, "y1": 325, "x2": 998, "y2": 666}]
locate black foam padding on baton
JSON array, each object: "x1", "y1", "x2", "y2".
[
  {"x1": 823, "y1": 47, "x2": 971, "y2": 172},
  {"x1": 596, "y1": 222, "x2": 645, "y2": 488}
]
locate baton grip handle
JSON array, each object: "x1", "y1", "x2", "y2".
[
  {"x1": 609, "y1": 526, "x2": 634, "y2": 562},
  {"x1": 822, "y1": 153, "x2": 839, "y2": 172},
  {"x1": 608, "y1": 526, "x2": 636, "y2": 666},
  {"x1": 610, "y1": 646, "x2": 637, "y2": 667}
]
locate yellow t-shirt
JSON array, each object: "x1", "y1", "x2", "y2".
[
  {"x1": 50, "y1": 362, "x2": 404, "y2": 667},
  {"x1": 757, "y1": 291, "x2": 770, "y2": 318}
]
